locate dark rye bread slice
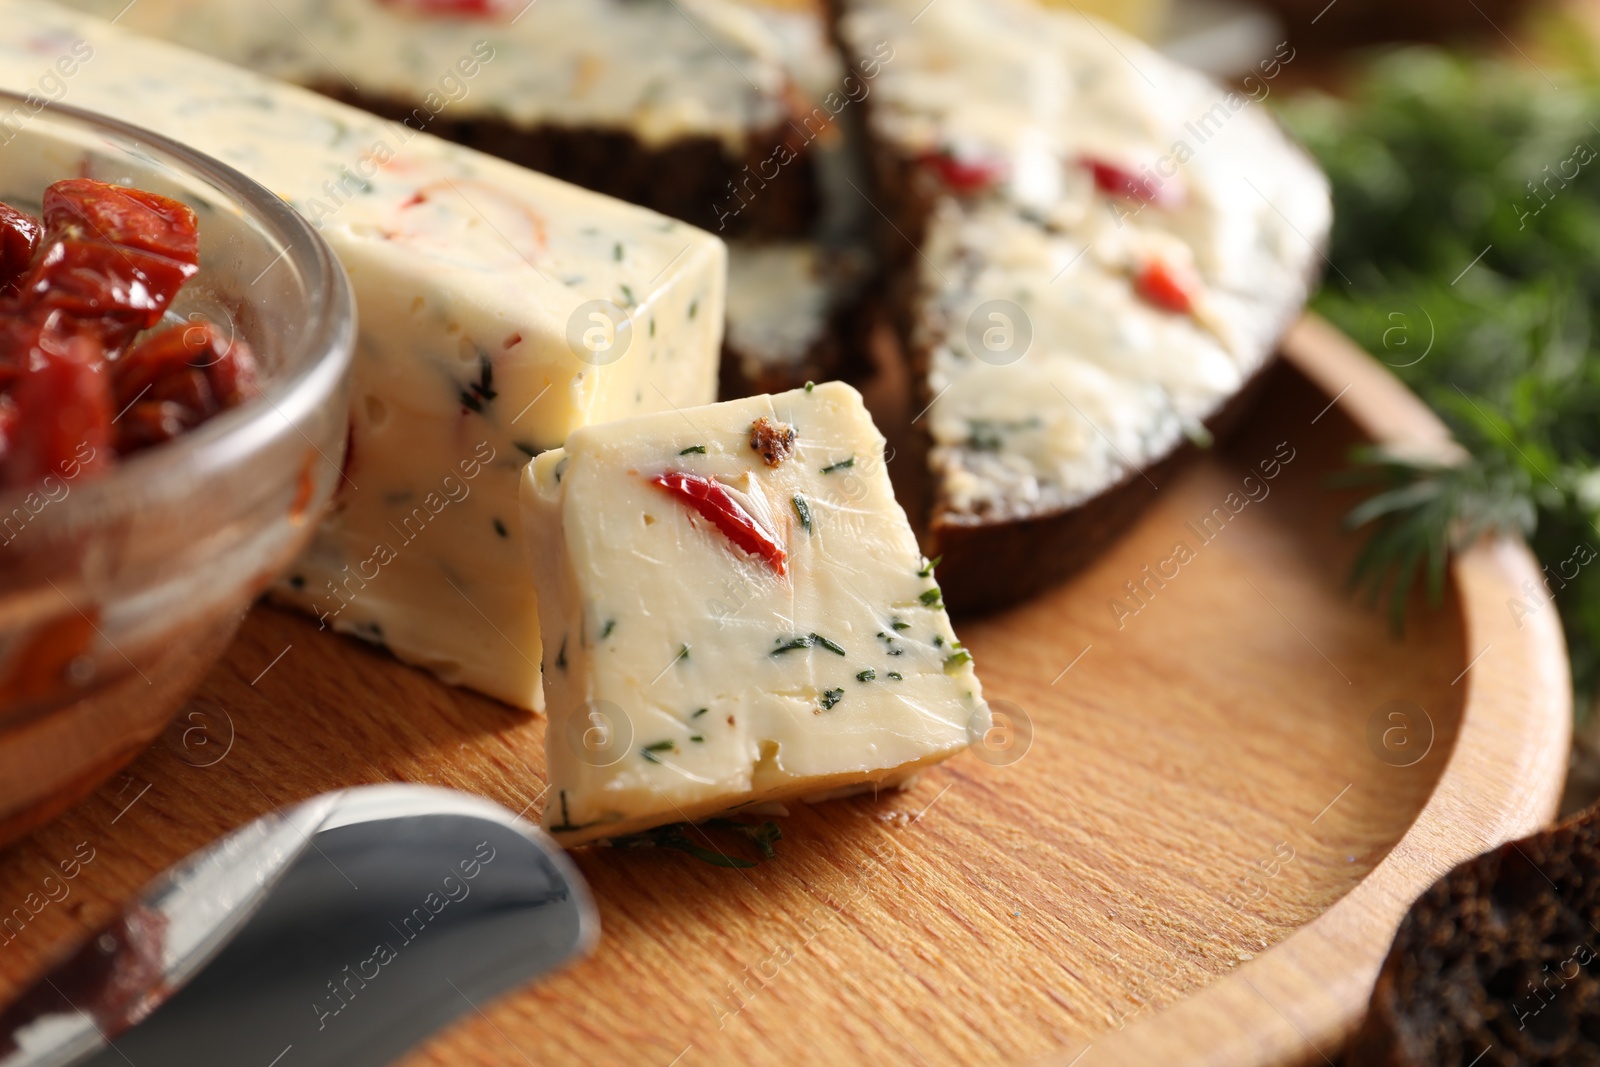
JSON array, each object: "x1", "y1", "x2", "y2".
[
  {"x1": 834, "y1": 0, "x2": 1330, "y2": 614},
  {"x1": 314, "y1": 86, "x2": 819, "y2": 240},
  {"x1": 720, "y1": 287, "x2": 868, "y2": 397},
  {"x1": 58, "y1": 0, "x2": 838, "y2": 240},
  {"x1": 1347, "y1": 804, "x2": 1600, "y2": 1066},
  {"x1": 719, "y1": 242, "x2": 876, "y2": 398}
]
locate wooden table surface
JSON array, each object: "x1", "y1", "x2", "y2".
[{"x1": 0, "y1": 318, "x2": 1570, "y2": 1066}]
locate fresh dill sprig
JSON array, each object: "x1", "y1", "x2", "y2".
[
  {"x1": 1278, "y1": 37, "x2": 1600, "y2": 705},
  {"x1": 609, "y1": 819, "x2": 785, "y2": 868},
  {"x1": 1337, "y1": 449, "x2": 1537, "y2": 629}
]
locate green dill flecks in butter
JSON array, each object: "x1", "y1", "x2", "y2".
[
  {"x1": 641, "y1": 740, "x2": 676, "y2": 763},
  {"x1": 820, "y1": 456, "x2": 855, "y2": 474},
  {"x1": 520, "y1": 383, "x2": 985, "y2": 845}
]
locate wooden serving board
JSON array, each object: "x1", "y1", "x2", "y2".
[{"x1": 0, "y1": 316, "x2": 1570, "y2": 1066}]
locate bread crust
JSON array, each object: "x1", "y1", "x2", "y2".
[{"x1": 315, "y1": 85, "x2": 821, "y2": 239}]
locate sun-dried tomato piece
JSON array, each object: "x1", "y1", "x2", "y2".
[
  {"x1": 0, "y1": 203, "x2": 41, "y2": 298},
  {"x1": 0, "y1": 329, "x2": 113, "y2": 489},
  {"x1": 749, "y1": 416, "x2": 796, "y2": 467},
  {"x1": 652, "y1": 470, "x2": 787, "y2": 575},
  {"x1": 111, "y1": 320, "x2": 260, "y2": 454},
  {"x1": 42, "y1": 179, "x2": 199, "y2": 267},
  {"x1": 196, "y1": 325, "x2": 260, "y2": 410},
  {"x1": 0, "y1": 314, "x2": 36, "y2": 394},
  {"x1": 917, "y1": 149, "x2": 1008, "y2": 196},
  {"x1": 19, "y1": 238, "x2": 199, "y2": 348},
  {"x1": 0, "y1": 307, "x2": 85, "y2": 390},
  {"x1": 1134, "y1": 259, "x2": 1197, "y2": 316},
  {"x1": 1082, "y1": 157, "x2": 1181, "y2": 208}
]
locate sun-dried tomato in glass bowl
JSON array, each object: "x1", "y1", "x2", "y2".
[
  {"x1": 0, "y1": 95, "x2": 354, "y2": 845},
  {"x1": 1, "y1": 178, "x2": 267, "y2": 490}
]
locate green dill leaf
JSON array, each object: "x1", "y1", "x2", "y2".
[
  {"x1": 967, "y1": 421, "x2": 1003, "y2": 452},
  {"x1": 819, "y1": 687, "x2": 845, "y2": 710},
  {"x1": 610, "y1": 824, "x2": 756, "y2": 868},
  {"x1": 793, "y1": 495, "x2": 813, "y2": 533},
  {"x1": 890, "y1": 617, "x2": 911, "y2": 631},
  {"x1": 820, "y1": 456, "x2": 856, "y2": 474},
  {"x1": 548, "y1": 789, "x2": 601, "y2": 834},
  {"x1": 474, "y1": 354, "x2": 497, "y2": 401},
  {"x1": 887, "y1": 671, "x2": 903, "y2": 680},
  {"x1": 1340, "y1": 448, "x2": 1535, "y2": 630},
  {"x1": 708, "y1": 819, "x2": 784, "y2": 859},
  {"x1": 857, "y1": 668, "x2": 877, "y2": 682},
  {"x1": 691, "y1": 707, "x2": 709, "y2": 718},
  {"x1": 601, "y1": 619, "x2": 616, "y2": 639},
  {"x1": 641, "y1": 739, "x2": 676, "y2": 763},
  {"x1": 811, "y1": 633, "x2": 846, "y2": 656},
  {"x1": 944, "y1": 649, "x2": 974, "y2": 673},
  {"x1": 747, "y1": 821, "x2": 783, "y2": 859},
  {"x1": 918, "y1": 555, "x2": 943, "y2": 578},
  {"x1": 772, "y1": 635, "x2": 815, "y2": 655},
  {"x1": 920, "y1": 588, "x2": 944, "y2": 607},
  {"x1": 679, "y1": 445, "x2": 707, "y2": 455}
]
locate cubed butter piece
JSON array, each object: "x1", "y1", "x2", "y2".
[{"x1": 521, "y1": 382, "x2": 986, "y2": 844}]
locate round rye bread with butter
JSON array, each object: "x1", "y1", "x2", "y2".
[
  {"x1": 55, "y1": 0, "x2": 1332, "y2": 613},
  {"x1": 1348, "y1": 803, "x2": 1600, "y2": 1066},
  {"x1": 836, "y1": 0, "x2": 1331, "y2": 611}
]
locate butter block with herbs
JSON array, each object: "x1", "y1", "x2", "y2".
[
  {"x1": 522, "y1": 382, "x2": 986, "y2": 844},
  {"x1": 0, "y1": 1, "x2": 724, "y2": 711}
]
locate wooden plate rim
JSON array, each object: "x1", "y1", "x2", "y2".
[{"x1": 1036, "y1": 315, "x2": 1573, "y2": 1066}]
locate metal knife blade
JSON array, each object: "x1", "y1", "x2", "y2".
[{"x1": 0, "y1": 785, "x2": 596, "y2": 1067}]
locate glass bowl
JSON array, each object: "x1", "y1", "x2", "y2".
[{"x1": 0, "y1": 92, "x2": 355, "y2": 844}]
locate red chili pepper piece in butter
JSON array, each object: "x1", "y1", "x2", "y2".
[{"x1": 651, "y1": 470, "x2": 787, "y2": 575}]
